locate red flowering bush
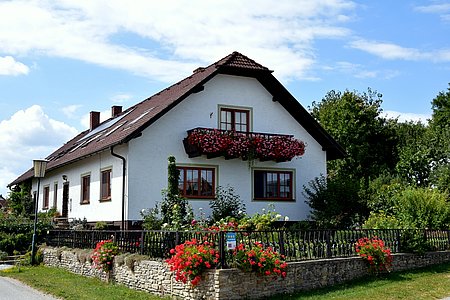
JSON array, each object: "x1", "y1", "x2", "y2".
[
  {"x1": 166, "y1": 239, "x2": 220, "y2": 286},
  {"x1": 233, "y1": 242, "x2": 287, "y2": 279},
  {"x1": 91, "y1": 240, "x2": 119, "y2": 272},
  {"x1": 187, "y1": 128, "x2": 305, "y2": 162},
  {"x1": 355, "y1": 237, "x2": 393, "y2": 273}
]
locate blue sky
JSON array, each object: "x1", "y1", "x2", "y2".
[{"x1": 0, "y1": 0, "x2": 449, "y2": 196}]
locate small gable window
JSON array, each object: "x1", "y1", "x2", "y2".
[
  {"x1": 254, "y1": 169, "x2": 294, "y2": 200},
  {"x1": 81, "y1": 174, "x2": 90, "y2": 204},
  {"x1": 177, "y1": 166, "x2": 215, "y2": 199},
  {"x1": 219, "y1": 106, "x2": 250, "y2": 132}
]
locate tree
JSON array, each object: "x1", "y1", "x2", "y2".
[
  {"x1": 7, "y1": 183, "x2": 33, "y2": 216},
  {"x1": 307, "y1": 89, "x2": 398, "y2": 227},
  {"x1": 310, "y1": 89, "x2": 398, "y2": 181}
]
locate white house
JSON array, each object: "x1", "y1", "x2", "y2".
[{"x1": 9, "y1": 52, "x2": 345, "y2": 229}]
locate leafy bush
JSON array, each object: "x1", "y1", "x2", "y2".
[
  {"x1": 400, "y1": 230, "x2": 432, "y2": 255},
  {"x1": 303, "y1": 175, "x2": 363, "y2": 228},
  {"x1": 0, "y1": 212, "x2": 52, "y2": 255},
  {"x1": 362, "y1": 211, "x2": 401, "y2": 229},
  {"x1": 140, "y1": 205, "x2": 163, "y2": 230},
  {"x1": 233, "y1": 242, "x2": 287, "y2": 279},
  {"x1": 394, "y1": 187, "x2": 450, "y2": 229},
  {"x1": 209, "y1": 185, "x2": 246, "y2": 223},
  {"x1": 166, "y1": 238, "x2": 219, "y2": 286},
  {"x1": 91, "y1": 240, "x2": 119, "y2": 272},
  {"x1": 355, "y1": 237, "x2": 392, "y2": 274}
]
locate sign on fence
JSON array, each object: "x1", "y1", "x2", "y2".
[{"x1": 226, "y1": 232, "x2": 236, "y2": 250}]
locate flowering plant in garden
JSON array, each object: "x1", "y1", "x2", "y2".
[
  {"x1": 355, "y1": 237, "x2": 393, "y2": 273},
  {"x1": 233, "y1": 242, "x2": 287, "y2": 279},
  {"x1": 166, "y1": 238, "x2": 220, "y2": 286},
  {"x1": 91, "y1": 240, "x2": 119, "y2": 272},
  {"x1": 186, "y1": 128, "x2": 305, "y2": 162}
]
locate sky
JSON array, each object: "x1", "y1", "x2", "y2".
[{"x1": 0, "y1": 0, "x2": 449, "y2": 197}]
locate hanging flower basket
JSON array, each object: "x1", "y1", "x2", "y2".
[{"x1": 184, "y1": 128, "x2": 306, "y2": 162}]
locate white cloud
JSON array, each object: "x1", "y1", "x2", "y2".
[
  {"x1": 349, "y1": 39, "x2": 450, "y2": 62},
  {"x1": 330, "y1": 61, "x2": 399, "y2": 79},
  {"x1": 384, "y1": 110, "x2": 431, "y2": 123},
  {"x1": 0, "y1": 105, "x2": 78, "y2": 195},
  {"x1": 0, "y1": 56, "x2": 29, "y2": 76},
  {"x1": 111, "y1": 94, "x2": 132, "y2": 104},
  {"x1": 414, "y1": 2, "x2": 450, "y2": 21},
  {"x1": 0, "y1": 0, "x2": 355, "y2": 82},
  {"x1": 61, "y1": 104, "x2": 83, "y2": 119}
]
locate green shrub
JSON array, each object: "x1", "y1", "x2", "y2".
[
  {"x1": 209, "y1": 185, "x2": 246, "y2": 223},
  {"x1": 395, "y1": 187, "x2": 450, "y2": 229},
  {"x1": 362, "y1": 211, "x2": 401, "y2": 229}
]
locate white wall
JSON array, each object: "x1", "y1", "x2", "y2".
[
  {"x1": 31, "y1": 144, "x2": 128, "y2": 223},
  {"x1": 127, "y1": 74, "x2": 326, "y2": 221}
]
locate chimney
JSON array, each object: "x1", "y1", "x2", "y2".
[
  {"x1": 111, "y1": 105, "x2": 122, "y2": 117},
  {"x1": 90, "y1": 111, "x2": 100, "y2": 130}
]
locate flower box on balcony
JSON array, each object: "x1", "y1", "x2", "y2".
[{"x1": 183, "y1": 128, "x2": 305, "y2": 163}]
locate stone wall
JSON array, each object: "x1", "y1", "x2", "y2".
[{"x1": 42, "y1": 247, "x2": 450, "y2": 300}]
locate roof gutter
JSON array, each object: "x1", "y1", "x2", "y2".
[{"x1": 110, "y1": 145, "x2": 126, "y2": 230}]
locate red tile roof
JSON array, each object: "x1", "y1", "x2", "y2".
[{"x1": 9, "y1": 51, "x2": 345, "y2": 186}]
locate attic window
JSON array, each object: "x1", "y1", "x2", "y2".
[{"x1": 219, "y1": 106, "x2": 251, "y2": 132}]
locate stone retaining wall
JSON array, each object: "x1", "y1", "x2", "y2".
[{"x1": 42, "y1": 247, "x2": 450, "y2": 300}]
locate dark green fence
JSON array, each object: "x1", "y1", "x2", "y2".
[{"x1": 44, "y1": 229, "x2": 450, "y2": 268}]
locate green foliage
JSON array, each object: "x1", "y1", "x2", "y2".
[
  {"x1": 394, "y1": 187, "x2": 450, "y2": 229},
  {"x1": 0, "y1": 250, "x2": 7, "y2": 260},
  {"x1": 7, "y1": 183, "x2": 33, "y2": 216},
  {"x1": 94, "y1": 221, "x2": 108, "y2": 230},
  {"x1": 363, "y1": 173, "x2": 405, "y2": 215},
  {"x1": 400, "y1": 230, "x2": 432, "y2": 255},
  {"x1": 310, "y1": 89, "x2": 398, "y2": 180},
  {"x1": 0, "y1": 212, "x2": 52, "y2": 255},
  {"x1": 303, "y1": 175, "x2": 363, "y2": 228},
  {"x1": 160, "y1": 156, "x2": 192, "y2": 229},
  {"x1": 209, "y1": 185, "x2": 246, "y2": 223},
  {"x1": 140, "y1": 205, "x2": 163, "y2": 230},
  {"x1": 237, "y1": 204, "x2": 283, "y2": 231},
  {"x1": 362, "y1": 211, "x2": 401, "y2": 229}
]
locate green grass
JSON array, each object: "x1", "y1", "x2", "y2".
[
  {"x1": 0, "y1": 266, "x2": 168, "y2": 300},
  {"x1": 1, "y1": 263, "x2": 450, "y2": 300},
  {"x1": 270, "y1": 262, "x2": 450, "y2": 300}
]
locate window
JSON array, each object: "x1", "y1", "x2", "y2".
[
  {"x1": 254, "y1": 170, "x2": 293, "y2": 200},
  {"x1": 219, "y1": 107, "x2": 250, "y2": 132},
  {"x1": 53, "y1": 182, "x2": 58, "y2": 208},
  {"x1": 177, "y1": 166, "x2": 215, "y2": 198},
  {"x1": 43, "y1": 186, "x2": 50, "y2": 209},
  {"x1": 81, "y1": 174, "x2": 90, "y2": 204},
  {"x1": 101, "y1": 169, "x2": 112, "y2": 201}
]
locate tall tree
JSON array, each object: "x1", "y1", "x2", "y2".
[{"x1": 310, "y1": 89, "x2": 398, "y2": 181}]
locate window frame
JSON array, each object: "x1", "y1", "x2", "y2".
[
  {"x1": 100, "y1": 168, "x2": 112, "y2": 201},
  {"x1": 253, "y1": 169, "x2": 295, "y2": 201},
  {"x1": 43, "y1": 185, "x2": 50, "y2": 209},
  {"x1": 53, "y1": 182, "x2": 58, "y2": 209},
  {"x1": 218, "y1": 105, "x2": 252, "y2": 132},
  {"x1": 81, "y1": 173, "x2": 91, "y2": 204},
  {"x1": 177, "y1": 165, "x2": 217, "y2": 199}
]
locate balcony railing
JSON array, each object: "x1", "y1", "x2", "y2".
[{"x1": 183, "y1": 127, "x2": 306, "y2": 162}]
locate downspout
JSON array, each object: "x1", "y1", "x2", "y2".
[{"x1": 111, "y1": 145, "x2": 126, "y2": 230}]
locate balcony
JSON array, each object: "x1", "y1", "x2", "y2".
[{"x1": 183, "y1": 127, "x2": 306, "y2": 162}]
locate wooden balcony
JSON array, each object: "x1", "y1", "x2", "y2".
[{"x1": 183, "y1": 127, "x2": 305, "y2": 162}]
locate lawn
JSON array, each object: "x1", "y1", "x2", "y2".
[
  {"x1": 1, "y1": 263, "x2": 450, "y2": 300},
  {"x1": 0, "y1": 265, "x2": 168, "y2": 300},
  {"x1": 270, "y1": 261, "x2": 450, "y2": 300}
]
